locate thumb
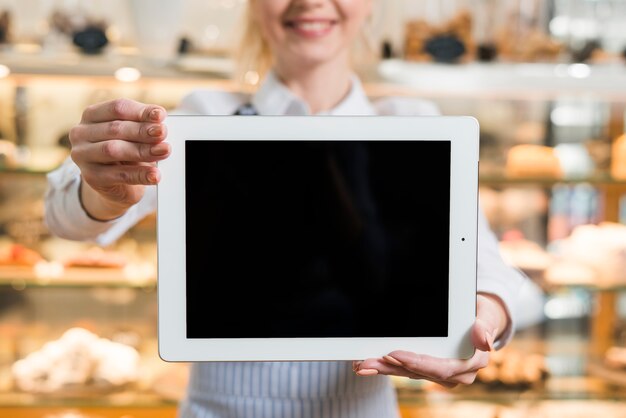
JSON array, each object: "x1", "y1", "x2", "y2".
[{"x1": 472, "y1": 317, "x2": 497, "y2": 352}]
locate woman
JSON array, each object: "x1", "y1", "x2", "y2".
[{"x1": 45, "y1": 0, "x2": 526, "y2": 416}]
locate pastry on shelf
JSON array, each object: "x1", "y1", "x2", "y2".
[
  {"x1": 505, "y1": 144, "x2": 562, "y2": 179},
  {"x1": 586, "y1": 348, "x2": 626, "y2": 389},
  {"x1": 494, "y1": 25, "x2": 563, "y2": 62},
  {"x1": 63, "y1": 246, "x2": 128, "y2": 269},
  {"x1": 475, "y1": 347, "x2": 548, "y2": 389},
  {"x1": 11, "y1": 327, "x2": 140, "y2": 395},
  {"x1": 543, "y1": 260, "x2": 597, "y2": 286},
  {"x1": 0, "y1": 243, "x2": 45, "y2": 266},
  {"x1": 546, "y1": 222, "x2": 626, "y2": 287},
  {"x1": 499, "y1": 234, "x2": 553, "y2": 276},
  {"x1": 404, "y1": 9, "x2": 475, "y2": 63}
]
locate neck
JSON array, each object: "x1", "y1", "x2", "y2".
[{"x1": 274, "y1": 55, "x2": 353, "y2": 114}]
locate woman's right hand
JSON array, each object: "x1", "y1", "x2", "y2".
[{"x1": 69, "y1": 98, "x2": 170, "y2": 221}]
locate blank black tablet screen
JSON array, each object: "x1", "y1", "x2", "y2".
[{"x1": 185, "y1": 140, "x2": 451, "y2": 338}]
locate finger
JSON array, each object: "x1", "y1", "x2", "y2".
[
  {"x1": 83, "y1": 163, "x2": 160, "y2": 188},
  {"x1": 474, "y1": 293, "x2": 505, "y2": 351},
  {"x1": 472, "y1": 317, "x2": 497, "y2": 352},
  {"x1": 81, "y1": 99, "x2": 166, "y2": 124},
  {"x1": 378, "y1": 358, "x2": 476, "y2": 387},
  {"x1": 448, "y1": 371, "x2": 479, "y2": 385},
  {"x1": 384, "y1": 350, "x2": 489, "y2": 382},
  {"x1": 355, "y1": 369, "x2": 379, "y2": 376},
  {"x1": 357, "y1": 359, "x2": 458, "y2": 388},
  {"x1": 72, "y1": 140, "x2": 171, "y2": 164},
  {"x1": 71, "y1": 120, "x2": 167, "y2": 145},
  {"x1": 358, "y1": 358, "x2": 417, "y2": 378},
  {"x1": 383, "y1": 352, "x2": 489, "y2": 378}
]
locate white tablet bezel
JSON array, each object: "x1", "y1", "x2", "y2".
[{"x1": 158, "y1": 115, "x2": 479, "y2": 362}]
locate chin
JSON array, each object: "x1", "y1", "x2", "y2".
[{"x1": 287, "y1": 46, "x2": 344, "y2": 68}]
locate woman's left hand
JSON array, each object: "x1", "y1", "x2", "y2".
[{"x1": 352, "y1": 293, "x2": 509, "y2": 388}]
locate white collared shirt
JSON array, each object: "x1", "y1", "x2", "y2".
[
  {"x1": 44, "y1": 72, "x2": 528, "y2": 418},
  {"x1": 252, "y1": 71, "x2": 377, "y2": 116},
  {"x1": 173, "y1": 71, "x2": 440, "y2": 117}
]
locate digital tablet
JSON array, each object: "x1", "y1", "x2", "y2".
[{"x1": 158, "y1": 115, "x2": 479, "y2": 362}]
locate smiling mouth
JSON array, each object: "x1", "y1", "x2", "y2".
[{"x1": 284, "y1": 19, "x2": 337, "y2": 36}]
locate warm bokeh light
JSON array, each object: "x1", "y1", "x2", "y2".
[
  {"x1": 114, "y1": 67, "x2": 142, "y2": 82},
  {"x1": 244, "y1": 70, "x2": 259, "y2": 85},
  {"x1": 0, "y1": 65, "x2": 10, "y2": 78},
  {"x1": 568, "y1": 63, "x2": 591, "y2": 79}
]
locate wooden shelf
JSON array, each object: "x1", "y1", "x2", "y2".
[{"x1": 0, "y1": 266, "x2": 156, "y2": 288}]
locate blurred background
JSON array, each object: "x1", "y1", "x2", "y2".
[{"x1": 0, "y1": 0, "x2": 626, "y2": 417}]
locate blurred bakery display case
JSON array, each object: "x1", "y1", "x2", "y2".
[
  {"x1": 0, "y1": 171, "x2": 185, "y2": 417},
  {"x1": 399, "y1": 0, "x2": 626, "y2": 65},
  {"x1": 1, "y1": 0, "x2": 626, "y2": 417},
  {"x1": 379, "y1": 1, "x2": 626, "y2": 414},
  {"x1": 0, "y1": 6, "x2": 238, "y2": 412},
  {"x1": 0, "y1": 71, "x2": 189, "y2": 418}
]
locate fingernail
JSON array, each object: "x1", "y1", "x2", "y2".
[
  {"x1": 147, "y1": 171, "x2": 158, "y2": 184},
  {"x1": 485, "y1": 329, "x2": 497, "y2": 351},
  {"x1": 150, "y1": 109, "x2": 161, "y2": 121},
  {"x1": 148, "y1": 125, "x2": 163, "y2": 137},
  {"x1": 485, "y1": 332, "x2": 493, "y2": 351},
  {"x1": 383, "y1": 355, "x2": 403, "y2": 366},
  {"x1": 356, "y1": 369, "x2": 378, "y2": 376},
  {"x1": 151, "y1": 143, "x2": 169, "y2": 156}
]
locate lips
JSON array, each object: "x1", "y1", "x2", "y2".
[{"x1": 284, "y1": 19, "x2": 337, "y2": 37}]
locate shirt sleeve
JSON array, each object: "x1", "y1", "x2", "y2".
[
  {"x1": 44, "y1": 157, "x2": 157, "y2": 246},
  {"x1": 476, "y1": 208, "x2": 530, "y2": 349},
  {"x1": 43, "y1": 90, "x2": 244, "y2": 246}
]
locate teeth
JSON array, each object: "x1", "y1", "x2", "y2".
[{"x1": 294, "y1": 21, "x2": 331, "y2": 31}]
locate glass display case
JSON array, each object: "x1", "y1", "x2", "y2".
[
  {"x1": 0, "y1": 170, "x2": 183, "y2": 417},
  {"x1": 374, "y1": 55, "x2": 626, "y2": 415},
  {"x1": 0, "y1": 59, "x2": 214, "y2": 417}
]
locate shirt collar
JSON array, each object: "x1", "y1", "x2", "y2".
[{"x1": 251, "y1": 70, "x2": 376, "y2": 116}]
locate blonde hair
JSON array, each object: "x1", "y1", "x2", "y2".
[
  {"x1": 233, "y1": 1, "x2": 378, "y2": 90},
  {"x1": 234, "y1": 4, "x2": 273, "y2": 90}
]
